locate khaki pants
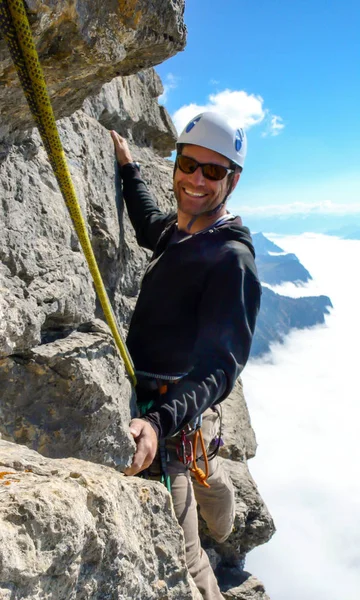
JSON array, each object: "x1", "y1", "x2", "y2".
[{"x1": 149, "y1": 409, "x2": 235, "y2": 600}]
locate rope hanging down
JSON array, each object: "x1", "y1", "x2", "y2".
[{"x1": 0, "y1": 0, "x2": 136, "y2": 387}]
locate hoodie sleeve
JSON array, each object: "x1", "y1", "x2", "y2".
[
  {"x1": 121, "y1": 163, "x2": 175, "y2": 250},
  {"x1": 142, "y1": 245, "x2": 262, "y2": 439}
]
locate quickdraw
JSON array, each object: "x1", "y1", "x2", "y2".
[
  {"x1": 156, "y1": 383, "x2": 211, "y2": 488},
  {"x1": 190, "y1": 427, "x2": 210, "y2": 488},
  {"x1": 177, "y1": 429, "x2": 193, "y2": 466},
  {"x1": 177, "y1": 423, "x2": 210, "y2": 489},
  {"x1": 0, "y1": 0, "x2": 136, "y2": 387}
]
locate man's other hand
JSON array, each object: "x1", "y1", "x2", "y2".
[
  {"x1": 111, "y1": 130, "x2": 133, "y2": 167},
  {"x1": 124, "y1": 418, "x2": 158, "y2": 476}
]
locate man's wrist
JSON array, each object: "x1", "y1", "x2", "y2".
[
  {"x1": 142, "y1": 414, "x2": 161, "y2": 439},
  {"x1": 121, "y1": 161, "x2": 140, "y2": 171}
]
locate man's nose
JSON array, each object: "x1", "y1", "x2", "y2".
[{"x1": 188, "y1": 165, "x2": 205, "y2": 185}]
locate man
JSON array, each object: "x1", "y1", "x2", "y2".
[{"x1": 111, "y1": 112, "x2": 261, "y2": 600}]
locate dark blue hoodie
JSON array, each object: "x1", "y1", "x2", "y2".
[{"x1": 121, "y1": 163, "x2": 261, "y2": 439}]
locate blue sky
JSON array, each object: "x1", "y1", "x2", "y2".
[{"x1": 156, "y1": 0, "x2": 360, "y2": 217}]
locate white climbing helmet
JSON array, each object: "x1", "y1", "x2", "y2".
[{"x1": 176, "y1": 111, "x2": 247, "y2": 169}]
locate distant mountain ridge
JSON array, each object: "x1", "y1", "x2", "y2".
[
  {"x1": 253, "y1": 232, "x2": 311, "y2": 286},
  {"x1": 251, "y1": 232, "x2": 283, "y2": 254},
  {"x1": 250, "y1": 233, "x2": 332, "y2": 357},
  {"x1": 326, "y1": 225, "x2": 360, "y2": 240},
  {"x1": 245, "y1": 213, "x2": 360, "y2": 235}
]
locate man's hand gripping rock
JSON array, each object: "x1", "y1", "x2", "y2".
[
  {"x1": 124, "y1": 419, "x2": 158, "y2": 476},
  {"x1": 111, "y1": 130, "x2": 133, "y2": 167}
]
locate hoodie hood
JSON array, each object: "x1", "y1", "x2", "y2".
[
  {"x1": 214, "y1": 216, "x2": 256, "y2": 258},
  {"x1": 155, "y1": 214, "x2": 256, "y2": 258}
]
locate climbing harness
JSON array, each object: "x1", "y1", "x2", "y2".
[
  {"x1": 177, "y1": 407, "x2": 224, "y2": 486},
  {"x1": 0, "y1": 0, "x2": 136, "y2": 386},
  {"x1": 137, "y1": 376, "x2": 212, "y2": 489},
  {"x1": 178, "y1": 416, "x2": 210, "y2": 489}
]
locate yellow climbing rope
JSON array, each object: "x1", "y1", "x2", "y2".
[{"x1": 0, "y1": 0, "x2": 136, "y2": 386}]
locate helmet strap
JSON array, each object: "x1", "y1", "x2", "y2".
[
  {"x1": 186, "y1": 197, "x2": 226, "y2": 232},
  {"x1": 186, "y1": 179, "x2": 233, "y2": 232}
]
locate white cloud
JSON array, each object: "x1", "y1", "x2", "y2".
[
  {"x1": 244, "y1": 235, "x2": 360, "y2": 600},
  {"x1": 261, "y1": 114, "x2": 285, "y2": 137},
  {"x1": 172, "y1": 88, "x2": 283, "y2": 136},
  {"x1": 158, "y1": 73, "x2": 179, "y2": 104},
  {"x1": 239, "y1": 200, "x2": 360, "y2": 216}
]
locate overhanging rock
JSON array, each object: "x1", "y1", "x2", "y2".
[{"x1": 0, "y1": 0, "x2": 186, "y2": 142}]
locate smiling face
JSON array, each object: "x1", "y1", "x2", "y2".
[{"x1": 173, "y1": 144, "x2": 240, "y2": 232}]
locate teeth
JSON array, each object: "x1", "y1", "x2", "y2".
[{"x1": 184, "y1": 188, "x2": 206, "y2": 197}]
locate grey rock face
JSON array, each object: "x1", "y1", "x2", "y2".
[
  {"x1": 0, "y1": 73, "x2": 176, "y2": 358},
  {"x1": 0, "y1": 0, "x2": 186, "y2": 142},
  {"x1": 0, "y1": 132, "x2": 97, "y2": 355},
  {"x1": 0, "y1": 321, "x2": 136, "y2": 470},
  {"x1": 0, "y1": 440, "x2": 199, "y2": 600},
  {"x1": 222, "y1": 575, "x2": 271, "y2": 600},
  {"x1": 220, "y1": 379, "x2": 257, "y2": 462},
  {"x1": 83, "y1": 70, "x2": 178, "y2": 157}
]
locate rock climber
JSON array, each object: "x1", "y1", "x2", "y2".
[{"x1": 111, "y1": 111, "x2": 261, "y2": 600}]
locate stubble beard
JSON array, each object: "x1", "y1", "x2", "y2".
[{"x1": 173, "y1": 182, "x2": 224, "y2": 217}]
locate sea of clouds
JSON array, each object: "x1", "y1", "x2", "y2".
[{"x1": 243, "y1": 234, "x2": 360, "y2": 600}]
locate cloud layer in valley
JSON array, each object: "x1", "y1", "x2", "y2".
[{"x1": 244, "y1": 234, "x2": 360, "y2": 600}]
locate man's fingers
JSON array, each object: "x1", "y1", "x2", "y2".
[
  {"x1": 124, "y1": 419, "x2": 158, "y2": 476},
  {"x1": 124, "y1": 442, "x2": 153, "y2": 476},
  {"x1": 124, "y1": 440, "x2": 152, "y2": 476},
  {"x1": 129, "y1": 423, "x2": 141, "y2": 437},
  {"x1": 110, "y1": 130, "x2": 133, "y2": 166}
]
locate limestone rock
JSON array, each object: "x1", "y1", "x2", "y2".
[
  {"x1": 0, "y1": 321, "x2": 136, "y2": 470},
  {"x1": 82, "y1": 70, "x2": 178, "y2": 157},
  {"x1": 0, "y1": 73, "x2": 175, "y2": 358},
  {"x1": 220, "y1": 379, "x2": 257, "y2": 462},
  {"x1": 0, "y1": 0, "x2": 186, "y2": 142},
  {"x1": 221, "y1": 574, "x2": 270, "y2": 600},
  {"x1": 224, "y1": 460, "x2": 275, "y2": 559},
  {"x1": 0, "y1": 439, "x2": 199, "y2": 600}
]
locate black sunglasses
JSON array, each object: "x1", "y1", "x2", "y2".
[{"x1": 176, "y1": 155, "x2": 235, "y2": 181}]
